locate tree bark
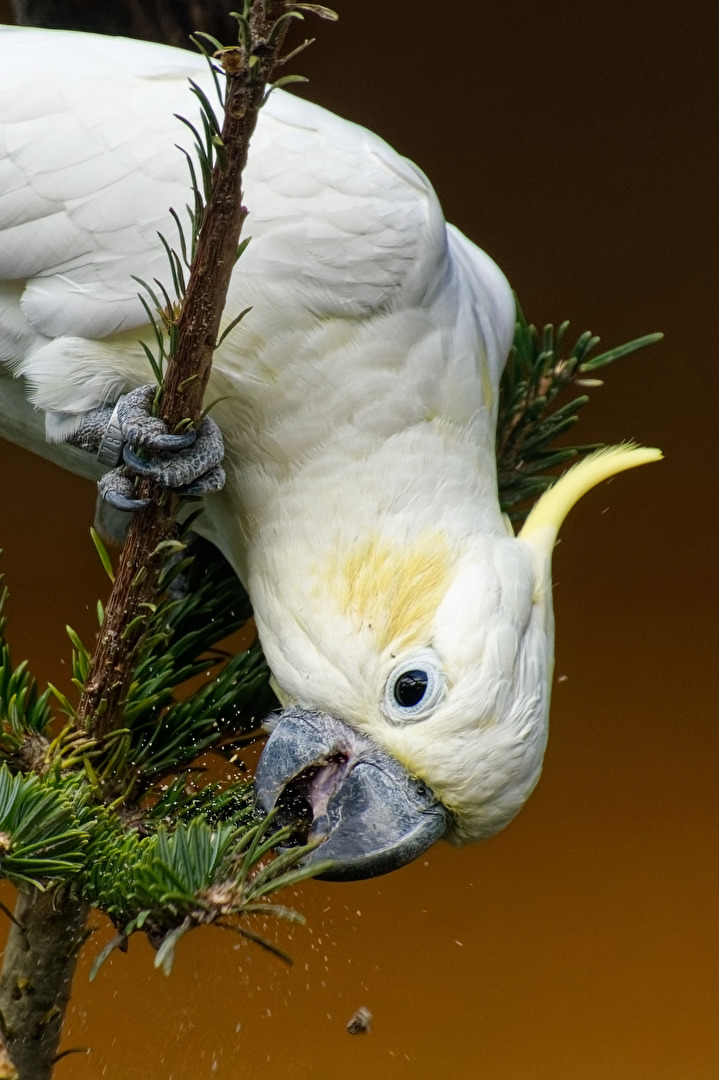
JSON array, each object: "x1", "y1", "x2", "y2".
[
  {"x1": 0, "y1": 889, "x2": 89, "y2": 1080},
  {"x1": 10, "y1": 0, "x2": 238, "y2": 49}
]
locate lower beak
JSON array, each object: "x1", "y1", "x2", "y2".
[{"x1": 254, "y1": 707, "x2": 450, "y2": 881}]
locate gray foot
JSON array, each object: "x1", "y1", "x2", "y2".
[
  {"x1": 115, "y1": 385, "x2": 197, "y2": 453},
  {"x1": 68, "y1": 384, "x2": 226, "y2": 511},
  {"x1": 97, "y1": 469, "x2": 150, "y2": 512},
  {"x1": 121, "y1": 414, "x2": 225, "y2": 492}
]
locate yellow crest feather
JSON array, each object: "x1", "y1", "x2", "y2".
[{"x1": 519, "y1": 443, "x2": 662, "y2": 558}]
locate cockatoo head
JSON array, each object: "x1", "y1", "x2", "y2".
[{"x1": 255, "y1": 446, "x2": 660, "y2": 879}]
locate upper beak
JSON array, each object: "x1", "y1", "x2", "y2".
[{"x1": 254, "y1": 707, "x2": 450, "y2": 881}]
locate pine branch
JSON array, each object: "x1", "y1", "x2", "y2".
[
  {"x1": 0, "y1": 548, "x2": 332, "y2": 1075},
  {"x1": 0, "y1": 574, "x2": 53, "y2": 773},
  {"x1": 0, "y1": 768, "x2": 93, "y2": 889},
  {"x1": 59, "y1": 538, "x2": 273, "y2": 800},
  {"x1": 144, "y1": 775, "x2": 255, "y2": 826},
  {"x1": 75, "y1": 3, "x2": 297, "y2": 737},
  {"x1": 496, "y1": 300, "x2": 662, "y2": 523},
  {"x1": 84, "y1": 814, "x2": 331, "y2": 977}
]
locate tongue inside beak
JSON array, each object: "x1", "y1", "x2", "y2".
[{"x1": 254, "y1": 707, "x2": 450, "y2": 881}]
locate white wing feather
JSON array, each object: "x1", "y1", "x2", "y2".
[{"x1": 0, "y1": 27, "x2": 494, "y2": 344}]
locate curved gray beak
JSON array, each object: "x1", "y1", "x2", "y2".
[{"x1": 254, "y1": 707, "x2": 450, "y2": 881}]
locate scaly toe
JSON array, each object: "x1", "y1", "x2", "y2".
[
  {"x1": 98, "y1": 468, "x2": 150, "y2": 512},
  {"x1": 116, "y1": 385, "x2": 197, "y2": 453},
  {"x1": 174, "y1": 464, "x2": 226, "y2": 497}
]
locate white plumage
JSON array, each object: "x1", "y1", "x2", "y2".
[{"x1": 0, "y1": 27, "x2": 659, "y2": 873}]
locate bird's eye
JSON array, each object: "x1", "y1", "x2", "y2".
[
  {"x1": 394, "y1": 670, "x2": 429, "y2": 707},
  {"x1": 383, "y1": 653, "x2": 445, "y2": 724}
]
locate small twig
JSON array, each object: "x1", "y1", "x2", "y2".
[
  {"x1": 50, "y1": 1047, "x2": 90, "y2": 1065},
  {"x1": 214, "y1": 920, "x2": 295, "y2": 965},
  {"x1": 0, "y1": 901, "x2": 23, "y2": 932}
]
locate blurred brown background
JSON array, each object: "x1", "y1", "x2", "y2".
[{"x1": 0, "y1": 1, "x2": 717, "y2": 1078}]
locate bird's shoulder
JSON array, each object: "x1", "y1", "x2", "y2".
[{"x1": 0, "y1": 27, "x2": 449, "y2": 342}]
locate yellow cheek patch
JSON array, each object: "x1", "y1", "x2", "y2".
[{"x1": 328, "y1": 532, "x2": 453, "y2": 653}]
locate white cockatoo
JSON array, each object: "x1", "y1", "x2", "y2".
[{"x1": 0, "y1": 27, "x2": 660, "y2": 879}]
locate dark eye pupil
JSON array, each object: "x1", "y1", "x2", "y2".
[{"x1": 394, "y1": 670, "x2": 429, "y2": 708}]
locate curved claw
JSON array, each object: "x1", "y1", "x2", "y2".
[
  {"x1": 116, "y1": 385, "x2": 196, "y2": 453},
  {"x1": 121, "y1": 416, "x2": 225, "y2": 493},
  {"x1": 144, "y1": 429, "x2": 197, "y2": 452},
  {"x1": 104, "y1": 490, "x2": 151, "y2": 512},
  {"x1": 97, "y1": 468, "x2": 150, "y2": 513},
  {"x1": 122, "y1": 433, "x2": 207, "y2": 478},
  {"x1": 122, "y1": 444, "x2": 159, "y2": 477}
]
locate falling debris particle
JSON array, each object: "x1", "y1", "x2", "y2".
[{"x1": 346, "y1": 1006, "x2": 372, "y2": 1035}]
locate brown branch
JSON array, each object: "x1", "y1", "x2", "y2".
[
  {"x1": 0, "y1": 888, "x2": 89, "y2": 1080},
  {"x1": 76, "y1": 2, "x2": 294, "y2": 739}
]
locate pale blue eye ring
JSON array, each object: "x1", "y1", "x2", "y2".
[{"x1": 382, "y1": 653, "x2": 445, "y2": 724}]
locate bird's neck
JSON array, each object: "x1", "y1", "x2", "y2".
[{"x1": 210, "y1": 305, "x2": 504, "y2": 563}]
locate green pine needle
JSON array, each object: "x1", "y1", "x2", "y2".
[
  {"x1": 0, "y1": 766, "x2": 93, "y2": 889},
  {"x1": 83, "y1": 809, "x2": 331, "y2": 976},
  {"x1": 88, "y1": 540, "x2": 273, "y2": 793},
  {"x1": 90, "y1": 528, "x2": 115, "y2": 582},
  {"x1": 0, "y1": 575, "x2": 53, "y2": 762},
  {"x1": 496, "y1": 299, "x2": 662, "y2": 523},
  {"x1": 144, "y1": 776, "x2": 254, "y2": 827}
]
